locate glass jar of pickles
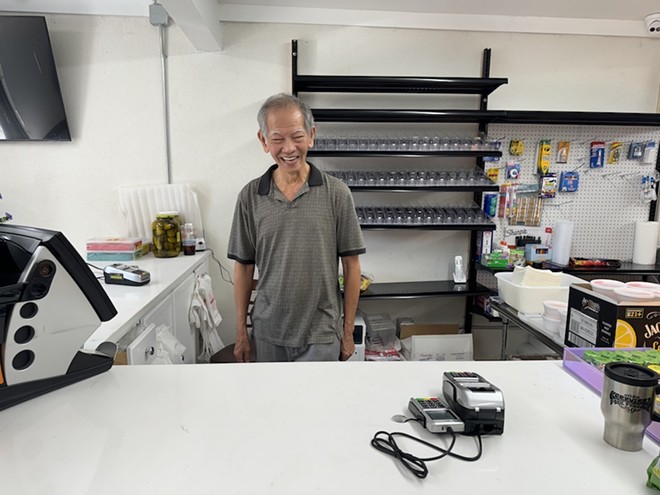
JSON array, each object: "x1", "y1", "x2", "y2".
[{"x1": 152, "y1": 211, "x2": 181, "y2": 258}]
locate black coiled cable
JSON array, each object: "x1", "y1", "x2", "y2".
[{"x1": 370, "y1": 428, "x2": 482, "y2": 479}]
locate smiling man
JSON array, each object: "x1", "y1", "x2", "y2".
[{"x1": 228, "y1": 93, "x2": 366, "y2": 363}]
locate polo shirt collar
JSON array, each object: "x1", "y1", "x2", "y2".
[{"x1": 257, "y1": 162, "x2": 323, "y2": 196}]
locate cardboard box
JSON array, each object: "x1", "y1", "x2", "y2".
[
  {"x1": 524, "y1": 244, "x2": 552, "y2": 263},
  {"x1": 399, "y1": 324, "x2": 473, "y2": 361},
  {"x1": 565, "y1": 283, "x2": 660, "y2": 349}
]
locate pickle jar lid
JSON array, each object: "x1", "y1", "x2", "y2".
[{"x1": 156, "y1": 211, "x2": 179, "y2": 218}]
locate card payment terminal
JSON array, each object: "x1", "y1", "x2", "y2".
[
  {"x1": 442, "y1": 371, "x2": 505, "y2": 435},
  {"x1": 408, "y1": 396, "x2": 465, "y2": 433}
]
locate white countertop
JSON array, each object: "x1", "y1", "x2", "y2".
[
  {"x1": 83, "y1": 251, "x2": 210, "y2": 351},
  {"x1": 0, "y1": 360, "x2": 656, "y2": 494}
]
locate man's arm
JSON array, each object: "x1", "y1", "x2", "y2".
[
  {"x1": 233, "y1": 261, "x2": 255, "y2": 362},
  {"x1": 340, "y1": 255, "x2": 361, "y2": 361}
]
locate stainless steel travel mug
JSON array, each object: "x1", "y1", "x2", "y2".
[{"x1": 601, "y1": 362, "x2": 660, "y2": 452}]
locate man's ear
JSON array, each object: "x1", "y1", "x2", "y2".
[
  {"x1": 309, "y1": 126, "x2": 316, "y2": 148},
  {"x1": 257, "y1": 130, "x2": 269, "y2": 153}
]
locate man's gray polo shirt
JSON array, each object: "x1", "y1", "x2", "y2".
[{"x1": 228, "y1": 163, "x2": 366, "y2": 347}]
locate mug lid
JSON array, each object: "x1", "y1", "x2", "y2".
[{"x1": 604, "y1": 362, "x2": 659, "y2": 387}]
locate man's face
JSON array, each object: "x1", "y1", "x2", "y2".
[{"x1": 258, "y1": 107, "x2": 315, "y2": 173}]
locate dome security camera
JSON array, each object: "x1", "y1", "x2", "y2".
[{"x1": 645, "y1": 13, "x2": 660, "y2": 34}]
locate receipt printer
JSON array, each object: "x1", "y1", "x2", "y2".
[{"x1": 442, "y1": 371, "x2": 505, "y2": 435}]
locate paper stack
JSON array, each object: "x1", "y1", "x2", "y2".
[{"x1": 511, "y1": 265, "x2": 562, "y2": 287}]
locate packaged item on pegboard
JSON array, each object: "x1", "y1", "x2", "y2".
[
  {"x1": 509, "y1": 183, "x2": 542, "y2": 226},
  {"x1": 536, "y1": 140, "x2": 551, "y2": 174},
  {"x1": 607, "y1": 142, "x2": 623, "y2": 164},
  {"x1": 642, "y1": 175, "x2": 657, "y2": 203},
  {"x1": 559, "y1": 171, "x2": 579, "y2": 192},
  {"x1": 629, "y1": 142, "x2": 645, "y2": 160},
  {"x1": 482, "y1": 192, "x2": 498, "y2": 218},
  {"x1": 485, "y1": 164, "x2": 500, "y2": 183},
  {"x1": 498, "y1": 184, "x2": 512, "y2": 219},
  {"x1": 505, "y1": 162, "x2": 521, "y2": 180},
  {"x1": 509, "y1": 139, "x2": 524, "y2": 156},
  {"x1": 589, "y1": 141, "x2": 605, "y2": 168},
  {"x1": 556, "y1": 141, "x2": 570, "y2": 163},
  {"x1": 643, "y1": 141, "x2": 657, "y2": 164},
  {"x1": 540, "y1": 173, "x2": 558, "y2": 198}
]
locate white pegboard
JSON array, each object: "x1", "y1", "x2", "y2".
[{"x1": 487, "y1": 124, "x2": 660, "y2": 261}]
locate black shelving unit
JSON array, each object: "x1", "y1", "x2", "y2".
[
  {"x1": 494, "y1": 110, "x2": 660, "y2": 127},
  {"x1": 360, "y1": 223, "x2": 496, "y2": 231},
  {"x1": 310, "y1": 109, "x2": 505, "y2": 123},
  {"x1": 541, "y1": 261, "x2": 660, "y2": 277},
  {"x1": 359, "y1": 280, "x2": 491, "y2": 299},
  {"x1": 348, "y1": 185, "x2": 499, "y2": 193},
  {"x1": 292, "y1": 40, "x2": 502, "y2": 333},
  {"x1": 308, "y1": 150, "x2": 502, "y2": 158},
  {"x1": 292, "y1": 75, "x2": 507, "y2": 95}
]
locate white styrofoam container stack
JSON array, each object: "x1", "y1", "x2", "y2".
[{"x1": 495, "y1": 272, "x2": 585, "y2": 315}]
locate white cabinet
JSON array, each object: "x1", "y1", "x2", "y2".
[
  {"x1": 126, "y1": 323, "x2": 158, "y2": 365},
  {"x1": 171, "y1": 273, "x2": 197, "y2": 363},
  {"x1": 143, "y1": 294, "x2": 174, "y2": 330},
  {"x1": 84, "y1": 251, "x2": 216, "y2": 365}
]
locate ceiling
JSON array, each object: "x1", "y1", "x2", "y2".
[
  {"x1": 221, "y1": 1, "x2": 660, "y2": 21},
  {"x1": 2, "y1": 0, "x2": 659, "y2": 21},
  {"x1": 2, "y1": 0, "x2": 659, "y2": 50}
]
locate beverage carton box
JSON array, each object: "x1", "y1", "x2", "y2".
[{"x1": 565, "y1": 283, "x2": 660, "y2": 350}]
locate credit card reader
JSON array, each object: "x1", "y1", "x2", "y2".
[
  {"x1": 408, "y1": 396, "x2": 465, "y2": 433},
  {"x1": 103, "y1": 264, "x2": 151, "y2": 286},
  {"x1": 442, "y1": 371, "x2": 505, "y2": 435}
]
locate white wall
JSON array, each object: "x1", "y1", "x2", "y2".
[{"x1": 1, "y1": 15, "x2": 659, "y2": 343}]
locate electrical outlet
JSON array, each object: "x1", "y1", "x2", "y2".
[{"x1": 195, "y1": 237, "x2": 206, "y2": 251}]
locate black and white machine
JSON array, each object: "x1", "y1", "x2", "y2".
[
  {"x1": 408, "y1": 395, "x2": 466, "y2": 433},
  {"x1": 442, "y1": 371, "x2": 505, "y2": 435},
  {"x1": 409, "y1": 372, "x2": 505, "y2": 435},
  {"x1": 0, "y1": 224, "x2": 117, "y2": 411},
  {"x1": 103, "y1": 263, "x2": 150, "y2": 286},
  {"x1": 348, "y1": 313, "x2": 366, "y2": 361}
]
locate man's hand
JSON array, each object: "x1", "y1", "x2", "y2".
[
  {"x1": 233, "y1": 330, "x2": 253, "y2": 363},
  {"x1": 340, "y1": 331, "x2": 355, "y2": 361},
  {"x1": 233, "y1": 262, "x2": 255, "y2": 363}
]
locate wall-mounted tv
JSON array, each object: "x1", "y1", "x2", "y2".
[{"x1": 0, "y1": 15, "x2": 71, "y2": 141}]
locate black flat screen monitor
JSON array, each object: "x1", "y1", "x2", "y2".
[{"x1": 0, "y1": 15, "x2": 71, "y2": 141}]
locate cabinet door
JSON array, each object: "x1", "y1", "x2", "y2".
[
  {"x1": 126, "y1": 323, "x2": 158, "y2": 365},
  {"x1": 142, "y1": 293, "x2": 174, "y2": 330},
  {"x1": 172, "y1": 273, "x2": 197, "y2": 364}
]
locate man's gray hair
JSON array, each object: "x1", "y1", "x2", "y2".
[{"x1": 257, "y1": 93, "x2": 315, "y2": 136}]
